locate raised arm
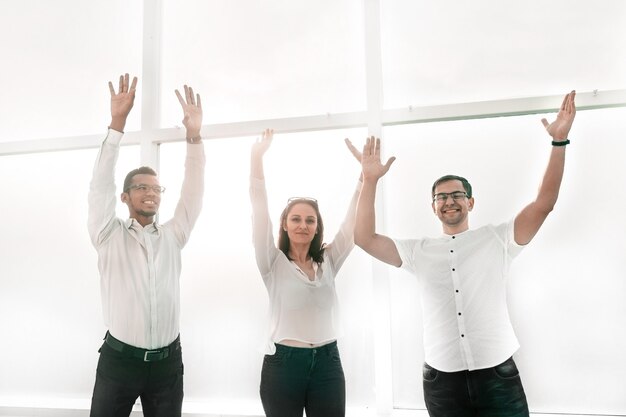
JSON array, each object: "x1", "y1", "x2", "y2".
[
  {"x1": 167, "y1": 85, "x2": 206, "y2": 245},
  {"x1": 249, "y1": 129, "x2": 278, "y2": 277},
  {"x1": 514, "y1": 90, "x2": 576, "y2": 245},
  {"x1": 88, "y1": 74, "x2": 138, "y2": 246},
  {"x1": 175, "y1": 85, "x2": 203, "y2": 144},
  {"x1": 347, "y1": 136, "x2": 401, "y2": 267}
]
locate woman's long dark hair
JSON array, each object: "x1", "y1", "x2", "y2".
[{"x1": 278, "y1": 198, "x2": 325, "y2": 264}]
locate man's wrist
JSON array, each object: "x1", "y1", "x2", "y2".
[
  {"x1": 551, "y1": 139, "x2": 570, "y2": 146},
  {"x1": 187, "y1": 135, "x2": 202, "y2": 144},
  {"x1": 109, "y1": 117, "x2": 127, "y2": 133}
]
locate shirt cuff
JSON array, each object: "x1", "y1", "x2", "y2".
[{"x1": 105, "y1": 128, "x2": 124, "y2": 146}]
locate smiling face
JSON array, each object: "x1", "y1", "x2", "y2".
[
  {"x1": 283, "y1": 202, "x2": 318, "y2": 248},
  {"x1": 121, "y1": 173, "x2": 162, "y2": 226},
  {"x1": 431, "y1": 179, "x2": 474, "y2": 234}
]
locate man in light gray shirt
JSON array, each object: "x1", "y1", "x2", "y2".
[{"x1": 87, "y1": 73, "x2": 205, "y2": 417}]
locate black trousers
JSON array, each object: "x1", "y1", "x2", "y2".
[
  {"x1": 423, "y1": 357, "x2": 529, "y2": 417},
  {"x1": 260, "y1": 341, "x2": 346, "y2": 417},
  {"x1": 89, "y1": 336, "x2": 184, "y2": 417}
]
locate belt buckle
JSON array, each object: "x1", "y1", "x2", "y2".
[{"x1": 143, "y1": 350, "x2": 161, "y2": 362}]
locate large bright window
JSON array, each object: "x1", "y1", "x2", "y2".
[
  {"x1": 0, "y1": 145, "x2": 139, "y2": 398},
  {"x1": 160, "y1": 0, "x2": 367, "y2": 127},
  {"x1": 381, "y1": 0, "x2": 626, "y2": 107},
  {"x1": 0, "y1": 1, "x2": 143, "y2": 142}
]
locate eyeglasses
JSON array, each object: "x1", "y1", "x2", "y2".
[
  {"x1": 127, "y1": 184, "x2": 166, "y2": 194},
  {"x1": 288, "y1": 197, "x2": 318, "y2": 205},
  {"x1": 433, "y1": 191, "x2": 467, "y2": 203}
]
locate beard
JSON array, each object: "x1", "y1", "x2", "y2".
[{"x1": 136, "y1": 208, "x2": 157, "y2": 217}]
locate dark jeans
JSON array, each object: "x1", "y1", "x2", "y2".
[
  {"x1": 90, "y1": 336, "x2": 184, "y2": 417},
  {"x1": 260, "y1": 341, "x2": 346, "y2": 417},
  {"x1": 423, "y1": 357, "x2": 529, "y2": 417}
]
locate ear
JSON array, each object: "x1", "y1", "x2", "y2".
[
  {"x1": 431, "y1": 201, "x2": 437, "y2": 214},
  {"x1": 120, "y1": 192, "x2": 129, "y2": 204},
  {"x1": 468, "y1": 197, "x2": 475, "y2": 211}
]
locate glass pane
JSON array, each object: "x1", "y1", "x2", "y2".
[
  {"x1": 381, "y1": 0, "x2": 626, "y2": 107},
  {"x1": 158, "y1": 127, "x2": 375, "y2": 406},
  {"x1": 160, "y1": 0, "x2": 366, "y2": 127},
  {"x1": 0, "y1": 0, "x2": 143, "y2": 142},
  {"x1": 0, "y1": 145, "x2": 139, "y2": 397},
  {"x1": 383, "y1": 107, "x2": 626, "y2": 413}
]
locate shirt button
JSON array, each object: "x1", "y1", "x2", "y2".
[
  {"x1": 455, "y1": 290, "x2": 459, "y2": 293},
  {"x1": 461, "y1": 334, "x2": 465, "y2": 338},
  {"x1": 452, "y1": 236, "x2": 456, "y2": 239},
  {"x1": 450, "y1": 250, "x2": 454, "y2": 253},
  {"x1": 458, "y1": 312, "x2": 462, "y2": 316},
  {"x1": 452, "y1": 268, "x2": 456, "y2": 271}
]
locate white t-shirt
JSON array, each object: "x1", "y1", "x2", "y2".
[
  {"x1": 250, "y1": 177, "x2": 360, "y2": 354},
  {"x1": 394, "y1": 220, "x2": 524, "y2": 372}
]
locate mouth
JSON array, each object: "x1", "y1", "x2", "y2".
[{"x1": 143, "y1": 200, "x2": 157, "y2": 205}]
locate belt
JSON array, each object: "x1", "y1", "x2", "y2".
[{"x1": 104, "y1": 331, "x2": 180, "y2": 362}]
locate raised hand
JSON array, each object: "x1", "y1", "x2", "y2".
[
  {"x1": 252, "y1": 128, "x2": 274, "y2": 158},
  {"x1": 360, "y1": 136, "x2": 396, "y2": 182},
  {"x1": 108, "y1": 73, "x2": 138, "y2": 132},
  {"x1": 541, "y1": 91, "x2": 576, "y2": 141},
  {"x1": 175, "y1": 85, "x2": 203, "y2": 139}
]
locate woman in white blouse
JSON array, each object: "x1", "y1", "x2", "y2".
[{"x1": 250, "y1": 129, "x2": 362, "y2": 417}]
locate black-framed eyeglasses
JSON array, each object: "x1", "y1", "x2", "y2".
[
  {"x1": 127, "y1": 184, "x2": 166, "y2": 194},
  {"x1": 287, "y1": 197, "x2": 318, "y2": 205},
  {"x1": 433, "y1": 191, "x2": 467, "y2": 203}
]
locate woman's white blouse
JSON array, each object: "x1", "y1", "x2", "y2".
[{"x1": 250, "y1": 177, "x2": 360, "y2": 354}]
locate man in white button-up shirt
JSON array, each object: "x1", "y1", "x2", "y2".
[
  {"x1": 87, "y1": 74, "x2": 205, "y2": 417},
  {"x1": 351, "y1": 92, "x2": 576, "y2": 416}
]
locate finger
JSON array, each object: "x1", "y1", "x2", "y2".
[
  {"x1": 175, "y1": 89, "x2": 186, "y2": 107},
  {"x1": 365, "y1": 136, "x2": 374, "y2": 156},
  {"x1": 541, "y1": 118, "x2": 549, "y2": 129},
  {"x1": 184, "y1": 85, "x2": 191, "y2": 104},
  {"x1": 123, "y1": 73, "x2": 129, "y2": 93},
  {"x1": 196, "y1": 94, "x2": 202, "y2": 110},
  {"x1": 383, "y1": 156, "x2": 397, "y2": 172},
  {"x1": 560, "y1": 92, "x2": 568, "y2": 111},
  {"x1": 344, "y1": 138, "x2": 355, "y2": 150},
  {"x1": 570, "y1": 90, "x2": 576, "y2": 114},
  {"x1": 108, "y1": 81, "x2": 115, "y2": 96},
  {"x1": 344, "y1": 138, "x2": 361, "y2": 158},
  {"x1": 118, "y1": 75, "x2": 123, "y2": 94},
  {"x1": 189, "y1": 86, "x2": 196, "y2": 106},
  {"x1": 375, "y1": 137, "x2": 381, "y2": 156},
  {"x1": 566, "y1": 90, "x2": 576, "y2": 114},
  {"x1": 129, "y1": 76, "x2": 138, "y2": 93}
]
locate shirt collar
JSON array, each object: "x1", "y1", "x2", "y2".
[
  {"x1": 442, "y1": 228, "x2": 471, "y2": 239},
  {"x1": 125, "y1": 218, "x2": 160, "y2": 232}
]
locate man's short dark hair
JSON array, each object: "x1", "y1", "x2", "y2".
[
  {"x1": 431, "y1": 175, "x2": 473, "y2": 199},
  {"x1": 123, "y1": 166, "x2": 158, "y2": 192}
]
